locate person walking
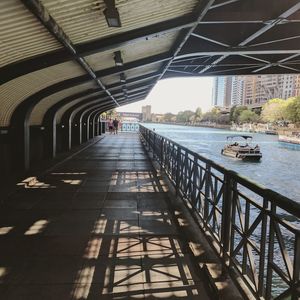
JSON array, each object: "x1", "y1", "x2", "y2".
[
  {"x1": 113, "y1": 118, "x2": 119, "y2": 134},
  {"x1": 108, "y1": 118, "x2": 113, "y2": 134}
]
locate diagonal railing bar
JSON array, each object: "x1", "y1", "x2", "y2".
[
  {"x1": 232, "y1": 213, "x2": 263, "y2": 257},
  {"x1": 236, "y1": 197, "x2": 246, "y2": 233},
  {"x1": 140, "y1": 125, "x2": 300, "y2": 300},
  {"x1": 273, "y1": 222, "x2": 293, "y2": 281}
]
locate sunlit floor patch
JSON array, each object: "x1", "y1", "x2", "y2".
[{"x1": 0, "y1": 227, "x2": 14, "y2": 235}]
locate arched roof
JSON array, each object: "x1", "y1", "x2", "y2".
[{"x1": 0, "y1": 0, "x2": 299, "y2": 128}]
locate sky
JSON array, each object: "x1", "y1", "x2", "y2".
[{"x1": 116, "y1": 77, "x2": 214, "y2": 114}]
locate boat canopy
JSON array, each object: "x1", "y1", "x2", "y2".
[{"x1": 226, "y1": 135, "x2": 253, "y2": 140}]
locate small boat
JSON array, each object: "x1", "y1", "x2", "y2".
[
  {"x1": 221, "y1": 135, "x2": 262, "y2": 161},
  {"x1": 265, "y1": 130, "x2": 277, "y2": 135}
]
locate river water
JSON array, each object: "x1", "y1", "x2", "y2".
[{"x1": 145, "y1": 123, "x2": 300, "y2": 202}]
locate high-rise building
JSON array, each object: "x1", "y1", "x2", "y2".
[
  {"x1": 295, "y1": 75, "x2": 300, "y2": 97},
  {"x1": 141, "y1": 105, "x2": 151, "y2": 121},
  {"x1": 212, "y1": 77, "x2": 232, "y2": 107},
  {"x1": 212, "y1": 74, "x2": 300, "y2": 108},
  {"x1": 250, "y1": 75, "x2": 298, "y2": 106},
  {"x1": 243, "y1": 76, "x2": 256, "y2": 106},
  {"x1": 231, "y1": 76, "x2": 244, "y2": 106}
]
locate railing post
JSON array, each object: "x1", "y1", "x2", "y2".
[
  {"x1": 147, "y1": 129, "x2": 150, "y2": 151},
  {"x1": 292, "y1": 233, "x2": 300, "y2": 300},
  {"x1": 221, "y1": 172, "x2": 234, "y2": 263},
  {"x1": 160, "y1": 137, "x2": 164, "y2": 169},
  {"x1": 258, "y1": 197, "x2": 268, "y2": 297},
  {"x1": 183, "y1": 151, "x2": 189, "y2": 197},
  {"x1": 153, "y1": 132, "x2": 156, "y2": 159},
  {"x1": 266, "y1": 203, "x2": 275, "y2": 299},
  {"x1": 175, "y1": 146, "x2": 181, "y2": 196},
  {"x1": 191, "y1": 156, "x2": 198, "y2": 207},
  {"x1": 204, "y1": 164, "x2": 211, "y2": 221}
]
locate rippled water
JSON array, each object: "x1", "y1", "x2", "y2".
[{"x1": 145, "y1": 123, "x2": 300, "y2": 202}]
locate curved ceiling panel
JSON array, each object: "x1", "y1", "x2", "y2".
[
  {"x1": 30, "y1": 81, "x2": 97, "y2": 126},
  {"x1": 69, "y1": 100, "x2": 104, "y2": 123},
  {"x1": 0, "y1": 61, "x2": 85, "y2": 126},
  {"x1": 56, "y1": 92, "x2": 104, "y2": 124},
  {"x1": 84, "y1": 31, "x2": 178, "y2": 71},
  {"x1": 124, "y1": 62, "x2": 163, "y2": 79},
  {"x1": 0, "y1": 0, "x2": 62, "y2": 67},
  {"x1": 42, "y1": 0, "x2": 197, "y2": 44}
]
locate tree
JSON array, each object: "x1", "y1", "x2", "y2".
[
  {"x1": 239, "y1": 110, "x2": 259, "y2": 123},
  {"x1": 106, "y1": 109, "x2": 116, "y2": 119},
  {"x1": 216, "y1": 114, "x2": 230, "y2": 124},
  {"x1": 202, "y1": 107, "x2": 221, "y2": 123},
  {"x1": 230, "y1": 106, "x2": 248, "y2": 123},
  {"x1": 285, "y1": 97, "x2": 300, "y2": 123},
  {"x1": 261, "y1": 98, "x2": 286, "y2": 123},
  {"x1": 176, "y1": 110, "x2": 194, "y2": 123},
  {"x1": 194, "y1": 107, "x2": 203, "y2": 121},
  {"x1": 191, "y1": 107, "x2": 203, "y2": 124},
  {"x1": 229, "y1": 105, "x2": 237, "y2": 122},
  {"x1": 163, "y1": 112, "x2": 176, "y2": 122}
]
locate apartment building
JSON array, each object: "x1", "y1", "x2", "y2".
[{"x1": 212, "y1": 74, "x2": 300, "y2": 108}]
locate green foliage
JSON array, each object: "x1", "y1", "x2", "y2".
[
  {"x1": 106, "y1": 109, "x2": 116, "y2": 118},
  {"x1": 163, "y1": 112, "x2": 176, "y2": 122},
  {"x1": 285, "y1": 97, "x2": 300, "y2": 123},
  {"x1": 239, "y1": 110, "x2": 259, "y2": 123},
  {"x1": 191, "y1": 107, "x2": 203, "y2": 123},
  {"x1": 217, "y1": 114, "x2": 230, "y2": 124},
  {"x1": 229, "y1": 105, "x2": 237, "y2": 122},
  {"x1": 201, "y1": 107, "x2": 231, "y2": 124},
  {"x1": 230, "y1": 106, "x2": 248, "y2": 123},
  {"x1": 176, "y1": 110, "x2": 194, "y2": 122},
  {"x1": 202, "y1": 111, "x2": 216, "y2": 122},
  {"x1": 261, "y1": 98, "x2": 287, "y2": 123}
]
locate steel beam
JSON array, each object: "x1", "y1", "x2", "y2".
[
  {"x1": 239, "y1": 3, "x2": 300, "y2": 46},
  {"x1": 21, "y1": 0, "x2": 119, "y2": 107},
  {"x1": 157, "y1": 0, "x2": 216, "y2": 84}
]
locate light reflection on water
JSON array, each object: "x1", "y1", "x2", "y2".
[{"x1": 146, "y1": 123, "x2": 300, "y2": 202}]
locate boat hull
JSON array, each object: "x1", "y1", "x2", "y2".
[{"x1": 222, "y1": 149, "x2": 262, "y2": 161}]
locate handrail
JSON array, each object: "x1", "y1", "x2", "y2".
[{"x1": 139, "y1": 124, "x2": 300, "y2": 300}]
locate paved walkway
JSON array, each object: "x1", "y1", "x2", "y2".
[{"x1": 0, "y1": 133, "x2": 211, "y2": 300}]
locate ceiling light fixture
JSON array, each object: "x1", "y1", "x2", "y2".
[
  {"x1": 120, "y1": 73, "x2": 126, "y2": 83},
  {"x1": 104, "y1": 0, "x2": 121, "y2": 27},
  {"x1": 114, "y1": 51, "x2": 123, "y2": 66}
]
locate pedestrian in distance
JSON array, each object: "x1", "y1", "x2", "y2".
[
  {"x1": 113, "y1": 118, "x2": 119, "y2": 134},
  {"x1": 108, "y1": 118, "x2": 113, "y2": 134}
]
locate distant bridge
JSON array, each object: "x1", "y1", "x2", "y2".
[{"x1": 117, "y1": 112, "x2": 143, "y2": 121}]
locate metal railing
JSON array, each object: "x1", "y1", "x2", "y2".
[
  {"x1": 140, "y1": 125, "x2": 300, "y2": 300},
  {"x1": 121, "y1": 122, "x2": 139, "y2": 132}
]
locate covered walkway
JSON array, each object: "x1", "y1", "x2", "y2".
[{"x1": 0, "y1": 133, "x2": 211, "y2": 300}]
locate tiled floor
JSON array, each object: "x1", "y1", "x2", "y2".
[{"x1": 0, "y1": 133, "x2": 211, "y2": 299}]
